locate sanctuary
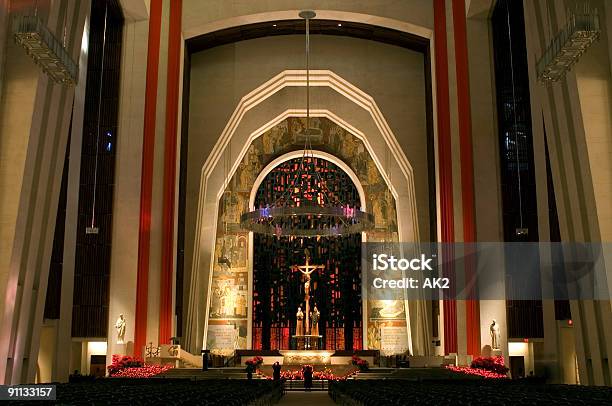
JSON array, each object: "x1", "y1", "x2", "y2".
[{"x1": 0, "y1": 0, "x2": 610, "y2": 390}]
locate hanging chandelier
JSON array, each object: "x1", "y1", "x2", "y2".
[
  {"x1": 536, "y1": 3, "x2": 600, "y2": 83},
  {"x1": 13, "y1": 14, "x2": 78, "y2": 85},
  {"x1": 239, "y1": 10, "x2": 374, "y2": 237}
]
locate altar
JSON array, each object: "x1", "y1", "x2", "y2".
[
  {"x1": 235, "y1": 349, "x2": 378, "y2": 368},
  {"x1": 280, "y1": 350, "x2": 335, "y2": 365}
]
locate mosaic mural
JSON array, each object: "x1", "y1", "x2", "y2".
[{"x1": 206, "y1": 117, "x2": 406, "y2": 354}]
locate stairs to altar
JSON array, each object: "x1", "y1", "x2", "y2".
[
  {"x1": 348, "y1": 367, "x2": 395, "y2": 380},
  {"x1": 155, "y1": 367, "x2": 264, "y2": 380},
  {"x1": 351, "y1": 367, "x2": 479, "y2": 380}
]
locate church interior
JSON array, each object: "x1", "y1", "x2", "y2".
[{"x1": 0, "y1": 0, "x2": 611, "y2": 404}]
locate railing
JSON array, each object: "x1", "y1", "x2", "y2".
[
  {"x1": 149, "y1": 344, "x2": 203, "y2": 368},
  {"x1": 177, "y1": 347, "x2": 203, "y2": 368},
  {"x1": 224, "y1": 354, "x2": 237, "y2": 367}
]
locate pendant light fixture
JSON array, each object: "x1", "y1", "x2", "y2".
[
  {"x1": 13, "y1": 0, "x2": 78, "y2": 85},
  {"x1": 536, "y1": 1, "x2": 600, "y2": 83},
  {"x1": 86, "y1": 4, "x2": 108, "y2": 234},
  {"x1": 239, "y1": 11, "x2": 375, "y2": 237}
]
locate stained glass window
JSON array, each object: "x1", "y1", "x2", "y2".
[{"x1": 252, "y1": 157, "x2": 363, "y2": 350}]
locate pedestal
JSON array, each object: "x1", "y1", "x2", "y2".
[{"x1": 114, "y1": 343, "x2": 127, "y2": 356}]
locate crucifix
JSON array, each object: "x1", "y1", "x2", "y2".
[{"x1": 292, "y1": 249, "x2": 324, "y2": 335}]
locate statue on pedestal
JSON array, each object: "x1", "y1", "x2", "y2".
[
  {"x1": 490, "y1": 319, "x2": 501, "y2": 349},
  {"x1": 115, "y1": 314, "x2": 126, "y2": 344},
  {"x1": 311, "y1": 305, "x2": 320, "y2": 336},
  {"x1": 296, "y1": 306, "x2": 304, "y2": 336}
]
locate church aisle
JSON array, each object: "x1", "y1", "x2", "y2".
[{"x1": 277, "y1": 391, "x2": 337, "y2": 406}]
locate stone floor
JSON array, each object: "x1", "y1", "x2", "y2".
[{"x1": 277, "y1": 391, "x2": 336, "y2": 405}]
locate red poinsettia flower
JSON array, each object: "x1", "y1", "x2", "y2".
[
  {"x1": 446, "y1": 356, "x2": 509, "y2": 379},
  {"x1": 262, "y1": 365, "x2": 357, "y2": 381},
  {"x1": 107, "y1": 354, "x2": 166, "y2": 377}
]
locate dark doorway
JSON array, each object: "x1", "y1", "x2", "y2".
[
  {"x1": 509, "y1": 355, "x2": 526, "y2": 379},
  {"x1": 89, "y1": 355, "x2": 107, "y2": 377}
]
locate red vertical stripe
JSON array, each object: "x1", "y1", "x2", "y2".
[
  {"x1": 433, "y1": 0, "x2": 457, "y2": 354},
  {"x1": 159, "y1": 0, "x2": 182, "y2": 346},
  {"x1": 452, "y1": 0, "x2": 480, "y2": 357},
  {"x1": 135, "y1": 0, "x2": 163, "y2": 358}
]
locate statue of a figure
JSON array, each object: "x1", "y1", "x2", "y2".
[
  {"x1": 296, "y1": 306, "x2": 304, "y2": 336},
  {"x1": 490, "y1": 319, "x2": 501, "y2": 349},
  {"x1": 115, "y1": 314, "x2": 126, "y2": 344},
  {"x1": 311, "y1": 305, "x2": 320, "y2": 336}
]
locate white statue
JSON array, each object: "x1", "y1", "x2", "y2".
[
  {"x1": 115, "y1": 314, "x2": 126, "y2": 344},
  {"x1": 490, "y1": 319, "x2": 501, "y2": 349},
  {"x1": 296, "y1": 306, "x2": 304, "y2": 336}
]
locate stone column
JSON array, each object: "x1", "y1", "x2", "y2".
[
  {"x1": 0, "y1": 0, "x2": 89, "y2": 384},
  {"x1": 106, "y1": 2, "x2": 150, "y2": 365},
  {"x1": 523, "y1": 0, "x2": 612, "y2": 386}
]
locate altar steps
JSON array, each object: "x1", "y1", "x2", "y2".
[
  {"x1": 349, "y1": 368, "x2": 395, "y2": 380},
  {"x1": 155, "y1": 367, "x2": 264, "y2": 380},
  {"x1": 352, "y1": 367, "x2": 480, "y2": 381}
]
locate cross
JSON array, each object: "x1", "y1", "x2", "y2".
[
  {"x1": 292, "y1": 252, "x2": 324, "y2": 336},
  {"x1": 292, "y1": 256, "x2": 325, "y2": 277}
]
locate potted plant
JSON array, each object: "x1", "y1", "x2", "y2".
[
  {"x1": 470, "y1": 356, "x2": 509, "y2": 375},
  {"x1": 107, "y1": 355, "x2": 143, "y2": 376},
  {"x1": 245, "y1": 356, "x2": 263, "y2": 379},
  {"x1": 351, "y1": 354, "x2": 369, "y2": 372}
]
